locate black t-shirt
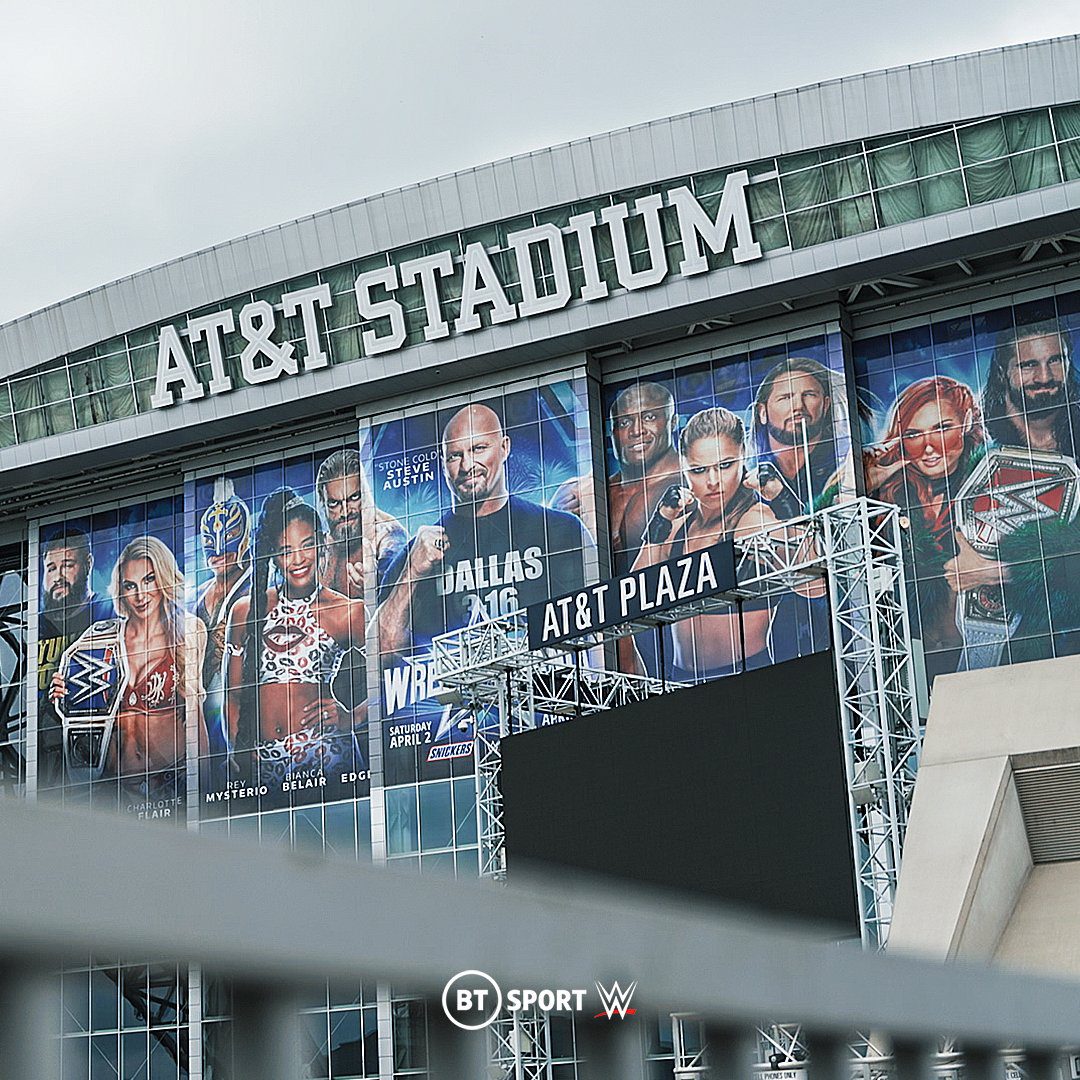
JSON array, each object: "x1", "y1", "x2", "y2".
[{"x1": 379, "y1": 495, "x2": 594, "y2": 648}]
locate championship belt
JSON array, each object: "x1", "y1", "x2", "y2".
[
  {"x1": 953, "y1": 448, "x2": 1080, "y2": 669},
  {"x1": 55, "y1": 619, "x2": 128, "y2": 781}
]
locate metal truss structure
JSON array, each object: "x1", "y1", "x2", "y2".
[{"x1": 430, "y1": 496, "x2": 923, "y2": 1079}]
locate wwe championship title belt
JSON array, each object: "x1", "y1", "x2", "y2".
[
  {"x1": 56, "y1": 619, "x2": 128, "y2": 781},
  {"x1": 953, "y1": 447, "x2": 1080, "y2": 669}
]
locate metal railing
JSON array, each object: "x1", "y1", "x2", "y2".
[{"x1": 0, "y1": 801, "x2": 1077, "y2": 1080}]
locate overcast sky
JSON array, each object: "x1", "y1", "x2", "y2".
[{"x1": 0, "y1": 1, "x2": 1076, "y2": 326}]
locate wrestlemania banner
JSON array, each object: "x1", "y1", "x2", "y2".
[
  {"x1": 36, "y1": 495, "x2": 189, "y2": 819},
  {"x1": 187, "y1": 442, "x2": 372, "y2": 816},
  {"x1": 365, "y1": 377, "x2": 597, "y2": 785},
  {"x1": 600, "y1": 332, "x2": 848, "y2": 682},
  {"x1": 855, "y1": 289, "x2": 1080, "y2": 687}
]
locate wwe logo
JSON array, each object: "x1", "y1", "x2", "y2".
[
  {"x1": 594, "y1": 980, "x2": 637, "y2": 1020},
  {"x1": 69, "y1": 652, "x2": 115, "y2": 706}
]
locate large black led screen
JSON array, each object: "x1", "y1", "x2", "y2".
[{"x1": 501, "y1": 651, "x2": 858, "y2": 933}]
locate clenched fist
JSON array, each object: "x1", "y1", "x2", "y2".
[{"x1": 408, "y1": 525, "x2": 450, "y2": 576}]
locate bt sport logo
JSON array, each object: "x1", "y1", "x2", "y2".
[{"x1": 442, "y1": 970, "x2": 637, "y2": 1031}]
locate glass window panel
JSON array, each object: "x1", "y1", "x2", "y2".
[
  {"x1": 392, "y1": 1000, "x2": 427, "y2": 1071},
  {"x1": 831, "y1": 195, "x2": 876, "y2": 238},
  {"x1": 39, "y1": 364, "x2": 71, "y2": 404},
  {"x1": 324, "y1": 800, "x2": 356, "y2": 859},
  {"x1": 293, "y1": 805, "x2": 324, "y2": 852},
  {"x1": 127, "y1": 325, "x2": 158, "y2": 348},
  {"x1": 134, "y1": 380, "x2": 155, "y2": 413},
  {"x1": 105, "y1": 385, "x2": 136, "y2": 420},
  {"x1": 787, "y1": 206, "x2": 833, "y2": 248},
  {"x1": 11, "y1": 375, "x2": 44, "y2": 412},
  {"x1": 692, "y1": 167, "x2": 733, "y2": 195},
  {"x1": 958, "y1": 117, "x2": 1008, "y2": 164},
  {"x1": 74, "y1": 394, "x2": 108, "y2": 428},
  {"x1": 755, "y1": 216, "x2": 790, "y2": 252},
  {"x1": 747, "y1": 178, "x2": 782, "y2": 220},
  {"x1": 129, "y1": 345, "x2": 157, "y2": 381},
  {"x1": 63, "y1": 972, "x2": 90, "y2": 1034},
  {"x1": 120, "y1": 967, "x2": 149, "y2": 1028},
  {"x1": 965, "y1": 159, "x2": 1015, "y2": 204},
  {"x1": 418, "y1": 781, "x2": 453, "y2": 850},
  {"x1": 1004, "y1": 109, "x2": 1053, "y2": 152},
  {"x1": 121, "y1": 1032, "x2": 148, "y2": 1080},
  {"x1": 780, "y1": 164, "x2": 827, "y2": 211},
  {"x1": 45, "y1": 401, "x2": 75, "y2": 434},
  {"x1": 421, "y1": 850, "x2": 454, "y2": 876},
  {"x1": 818, "y1": 140, "x2": 862, "y2": 163},
  {"x1": 356, "y1": 799, "x2": 371, "y2": 858},
  {"x1": 330, "y1": 1008, "x2": 364, "y2": 1077},
  {"x1": 912, "y1": 131, "x2": 961, "y2": 176},
  {"x1": 63, "y1": 1037, "x2": 89, "y2": 1080},
  {"x1": 919, "y1": 172, "x2": 967, "y2": 215},
  {"x1": 1011, "y1": 147, "x2": 1061, "y2": 192},
  {"x1": 69, "y1": 358, "x2": 103, "y2": 397},
  {"x1": 453, "y1": 776, "x2": 477, "y2": 845},
  {"x1": 90, "y1": 1034, "x2": 119, "y2": 1079},
  {"x1": 91, "y1": 970, "x2": 119, "y2": 1030},
  {"x1": 303, "y1": 1011, "x2": 330, "y2": 1078},
  {"x1": 1061, "y1": 138, "x2": 1080, "y2": 182},
  {"x1": 876, "y1": 182, "x2": 923, "y2": 226},
  {"x1": 385, "y1": 787, "x2": 418, "y2": 855},
  {"x1": 823, "y1": 155, "x2": 870, "y2": 199},
  {"x1": 149, "y1": 1036, "x2": 180, "y2": 1079},
  {"x1": 1054, "y1": 103, "x2": 1080, "y2": 140},
  {"x1": 869, "y1": 142, "x2": 917, "y2": 188},
  {"x1": 778, "y1": 149, "x2": 821, "y2": 173},
  {"x1": 329, "y1": 327, "x2": 362, "y2": 365}
]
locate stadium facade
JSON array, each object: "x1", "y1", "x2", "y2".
[{"x1": 3, "y1": 34, "x2": 1080, "y2": 1079}]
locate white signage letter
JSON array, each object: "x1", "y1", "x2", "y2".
[
  {"x1": 670, "y1": 172, "x2": 761, "y2": 276},
  {"x1": 355, "y1": 267, "x2": 407, "y2": 355},
  {"x1": 281, "y1": 283, "x2": 334, "y2": 371},
  {"x1": 399, "y1": 251, "x2": 454, "y2": 341},
  {"x1": 186, "y1": 310, "x2": 235, "y2": 396},
  {"x1": 238, "y1": 301, "x2": 298, "y2": 385},
  {"x1": 508, "y1": 223, "x2": 572, "y2": 317},
  {"x1": 600, "y1": 194, "x2": 668, "y2": 290},
  {"x1": 568, "y1": 212, "x2": 609, "y2": 302},
  {"x1": 454, "y1": 242, "x2": 517, "y2": 334},
  {"x1": 150, "y1": 325, "x2": 204, "y2": 409}
]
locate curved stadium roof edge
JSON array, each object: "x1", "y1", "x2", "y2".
[{"x1": 2, "y1": 34, "x2": 1079, "y2": 379}]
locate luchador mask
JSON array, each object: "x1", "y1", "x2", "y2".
[{"x1": 200, "y1": 478, "x2": 251, "y2": 563}]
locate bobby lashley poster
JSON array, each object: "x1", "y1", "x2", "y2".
[
  {"x1": 36, "y1": 495, "x2": 194, "y2": 819},
  {"x1": 188, "y1": 441, "x2": 374, "y2": 816},
  {"x1": 366, "y1": 378, "x2": 597, "y2": 785}
]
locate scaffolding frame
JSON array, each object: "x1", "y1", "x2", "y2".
[{"x1": 430, "y1": 497, "x2": 922, "y2": 1078}]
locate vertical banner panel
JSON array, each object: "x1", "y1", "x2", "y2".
[
  {"x1": 190, "y1": 439, "x2": 373, "y2": 818},
  {"x1": 365, "y1": 376, "x2": 597, "y2": 786},
  {"x1": 601, "y1": 331, "x2": 849, "y2": 682},
  {"x1": 36, "y1": 493, "x2": 189, "y2": 820},
  {"x1": 854, "y1": 290, "x2": 1080, "y2": 695}
]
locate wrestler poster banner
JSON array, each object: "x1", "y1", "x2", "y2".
[
  {"x1": 365, "y1": 377, "x2": 597, "y2": 785},
  {"x1": 854, "y1": 289, "x2": 1080, "y2": 689},
  {"x1": 601, "y1": 333, "x2": 850, "y2": 682},
  {"x1": 187, "y1": 442, "x2": 371, "y2": 817},
  {"x1": 36, "y1": 495, "x2": 190, "y2": 819}
]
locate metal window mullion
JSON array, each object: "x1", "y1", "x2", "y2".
[
  {"x1": 1048, "y1": 105, "x2": 1067, "y2": 187},
  {"x1": 953, "y1": 124, "x2": 972, "y2": 205}
]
